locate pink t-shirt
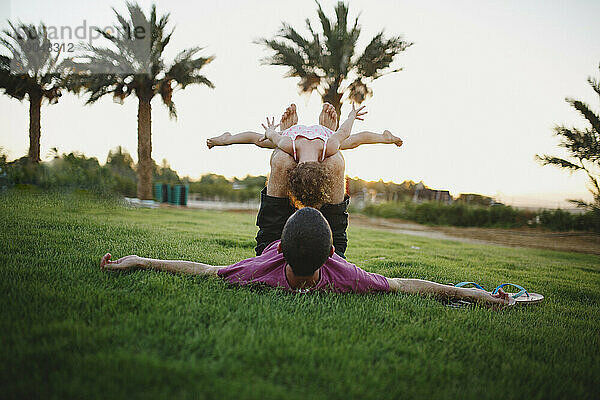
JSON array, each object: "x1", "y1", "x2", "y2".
[{"x1": 217, "y1": 240, "x2": 390, "y2": 294}]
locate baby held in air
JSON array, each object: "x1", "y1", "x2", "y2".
[
  {"x1": 261, "y1": 102, "x2": 367, "y2": 162},
  {"x1": 207, "y1": 102, "x2": 403, "y2": 207},
  {"x1": 206, "y1": 103, "x2": 402, "y2": 153}
]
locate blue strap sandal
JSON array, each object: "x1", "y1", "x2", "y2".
[
  {"x1": 454, "y1": 282, "x2": 486, "y2": 290},
  {"x1": 492, "y1": 283, "x2": 544, "y2": 304}
]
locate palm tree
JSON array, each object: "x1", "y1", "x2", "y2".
[
  {"x1": 537, "y1": 64, "x2": 600, "y2": 210},
  {"x1": 65, "y1": 2, "x2": 214, "y2": 199},
  {"x1": 257, "y1": 1, "x2": 412, "y2": 120},
  {"x1": 0, "y1": 23, "x2": 64, "y2": 163}
]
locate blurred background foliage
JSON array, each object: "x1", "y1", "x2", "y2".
[
  {"x1": 1, "y1": 148, "x2": 598, "y2": 232},
  {"x1": 0, "y1": 146, "x2": 265, "y2": 202},
  {"x1": 356, "y1": 200, "x2": 600, "y2": 232}
]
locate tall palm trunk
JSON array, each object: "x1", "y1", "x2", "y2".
[
  {"x1": 28, "y1": 91, "x2": 42, "y2": 163},
  {"x1": 137, "y1": 96, "x2": 153, "y2": 200},
  {"x1": 332, "y1": 100, "x2": 342, "y2": 128}
]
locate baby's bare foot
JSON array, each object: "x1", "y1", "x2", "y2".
[
  {"x1": 280, "y1": 104, "x2": 298, "y2": 131},
  {"x1": 383, "y1": 130, "x2": 403, "y2": 147},
  {"x1": 207, "y1": 132, "x2": 232, "y2": 149},
  {"x1": 319, "y1": 102, "x2": 338, "y2": 130}
]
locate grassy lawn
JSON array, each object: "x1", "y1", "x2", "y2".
[{"x1": 1, "y1": 190, "x2": 599, "y2": 399}]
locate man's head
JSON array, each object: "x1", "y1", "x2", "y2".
[
  {"x1": 280, "y1": 207, "x2": 333, "y2": 276},
  {"x1": 288, "y1": 161, "x2": 333, "y2": 208}
]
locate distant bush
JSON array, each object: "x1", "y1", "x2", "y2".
[
  {"x1": 538, "y1": 208, "x2": 600, "y2": 233},
  {"x1": 360, "y1": 201, "x2": 532, "y2": 228},
  {"x1": 189, "y1": 174, "x2": 266, "y2": 202},
  {"x1": 1, "y1": 154, "x2": 135, "y2": 196},
  {"x1": 0, "y1": 148, "x2": 268, "y2": 201},
  {"x1": 0, "y1": 147, "x2": 197, "y2": 197},
  {"x1": 359, "y1": 201, "x2": 600, "y2": 232}
]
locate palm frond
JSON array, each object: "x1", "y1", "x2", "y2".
[
  {"x1": 164, "y1": 99, "x2": 177, "y2": 119},
  {"x1": 315, "y1": 2, "x2": 332, "y2": 43},
  {"x1": 334, "y1": 2, "x2": 349, "y2": 33},
  {"x1": 567, "y1": 198, "x2": 596, "y2": 209},
  {"x1": 81, "y1": 74, "x2": 124, "y2": 104},
  {"x1": 67, "y1": 2, "x2": 213, "y2": 109},
  {"x1": 541, "y1": 65, "x2": 600, "y2": 208},
  {"x1": 157, "y1": 78, "x2": 176, "y2": 118},
  {"x1": 167, "y1": 50, "x2": 215, "y2": 89},
  {"x1": 0, "y1": 54, "x2": 10, "y2": 70},
  {"x1": 304, "y1": 18, "x2": 324, "y2": 65},
  {"x1": 166, "y1": 57, "x2": 215, "y2": 89},
  {"x1": 318, "y1": 1, "x2": 357, "y2": 77},
  {"x1": 258, "y1": 39, "x2": 309, "y2": 76},
  {"x1": 347, "y1": 78, "x2": 373, "y2": 104},
  {"x1": 566, "y1": 97, "x2": 600, "y2": 136},
  {"x1": 554, "y1": 125, "x2": 600, "y2": 162},
  {"x1": 279, "y1": 23, "x2": 310, "y2": 51},
  {"x1": 0, "y1": 22, "x2": 64, "y2": 102},
  {"x1": 355, "y1": 32, "x2": 412, "y2": 79},
  {"x1": 535, "y1": 154, "x2": 582, "y2": 171},
  {"x1": 258, "y1": 1, "x2": 410, "y2": 106},
  {"x1": 589, "y1": 74, "x2": 600, "y2": 97},
  {"x1": 298, "y1": 73, "x2": 322, "y2": 95}
]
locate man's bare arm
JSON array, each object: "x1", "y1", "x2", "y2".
[
  {"x1": 386, "y1": 278, "x2": 509, "y2": 306},
  {"x1": 100, "y1": 254, "x2": 223, "y2": 276}
]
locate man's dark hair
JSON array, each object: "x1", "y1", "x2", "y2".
[{"x1": 281, "y1": 207, "x2": 333, "y2": 276}]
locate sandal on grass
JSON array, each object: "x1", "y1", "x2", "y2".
[
  {"x1": 454, "y1": 281, "x2": 486, "y2": 290},
  {"x1": 452, "y1": 282, "x2": 516, "y2": 308},
  {"x1": 492, "y1": 283, "x2": 544, "y2": 304}
]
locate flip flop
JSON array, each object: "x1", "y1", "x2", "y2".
[
  {"x1": 454, "y1": 281, "x2": 486, "y2": 290},
  {"x1": 492, "y1": 283, "x2": 544, "y2": 304},
  {"x1": 453, "y1": 282, "x2": 516, "y2": 308}
]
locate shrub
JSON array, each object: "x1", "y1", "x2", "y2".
[
  {"x1": 1, "y1": 152, "x2": 137, "y2": 196},
  {"x1": 539, "y1": 208, "x2": 600, "y2": 233},
  {"x1": 362, "y1": 201, "x2": 533, "y2": 229}
]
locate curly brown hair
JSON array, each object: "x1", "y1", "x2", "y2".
[{"x1": 288, "y1": 161, "x2": 333, "y2": 208}]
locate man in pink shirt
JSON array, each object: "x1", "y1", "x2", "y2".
[{"x1": 101, "y1": 208, "x2": 510, "y2": 306}]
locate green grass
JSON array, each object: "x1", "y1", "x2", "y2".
[{"x1": 1, "y1": 190, "x2": 599, "y2": 399}]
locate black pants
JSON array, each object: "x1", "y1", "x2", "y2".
[{"x1": 255, "y1": 187, "x2": 349, "y2": 258}]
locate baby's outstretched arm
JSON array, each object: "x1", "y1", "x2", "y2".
[
  {"x1": 325, "y1": 104, "x2": 367, "y2": 157},
  {"x1": 262, "y1": 117, "x2": 294, "y2": 155},
  {"x1": 207, "y1": 131, "x2": 276, "y2": 149},
  {"x1": 340, "y1": 130, "x2": 403, "y2": 150}
]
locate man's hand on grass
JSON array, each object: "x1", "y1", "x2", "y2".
[
  {"x1": 491, "y1": 287, "x2": 509, "y2": 301},
  {"x1": 100, "y1": 253, "x2": 144, "y2": 270},
  {"x1": 485, "y1": 287, "x2": 512, "y2": 307}
]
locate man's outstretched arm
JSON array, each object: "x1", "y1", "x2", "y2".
[
  {"x1": 100, "y1": 254, "x2": 223, "y2": 276},
  {"x1": 386, "y1": 277, "x2": 510, "y2": 306}
]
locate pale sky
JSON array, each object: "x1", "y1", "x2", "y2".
[{"x1": 1, "y1": 0, "x2": 599, "y2": 208}]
